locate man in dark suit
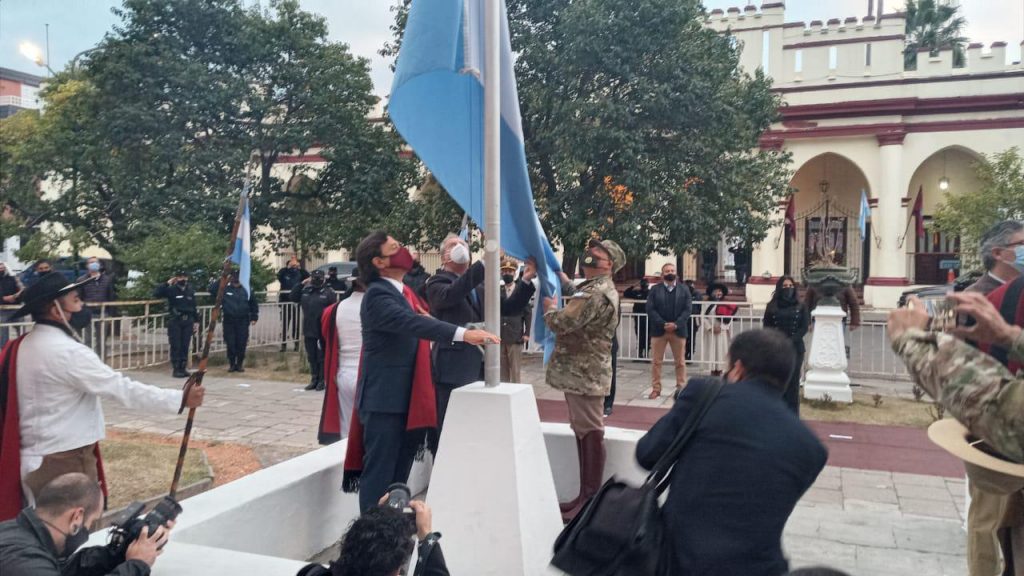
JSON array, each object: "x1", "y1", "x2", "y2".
[
  {"x1": 349, "y1": 232, "x2": 499, "y2": 512},
  {"x1": 636, "y1": 329, "x2": 827, "y2": 576},
  {"x1": 425, "y1": 235, "x2": 534, "y2": 430},
  {"x1": 645, "y1": 263, "x2": 692, "y2": 398}
]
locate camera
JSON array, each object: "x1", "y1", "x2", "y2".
[
  {"x1": 107, "y1": 496, "x2": 182, "y2": 556},
  {"x1": 383, "y1": 482, "x2": 414, "y2": 515}
]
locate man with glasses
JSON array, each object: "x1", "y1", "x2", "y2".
[{"x1": 967, "y1": 220, "x2": 1024, "y2": 296}]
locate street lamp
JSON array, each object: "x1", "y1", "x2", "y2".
[{"x1": 18, "y1": 41, "x2": 55, "y2": 75}]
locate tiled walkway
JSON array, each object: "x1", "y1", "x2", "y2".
[{"x1": 104, "y1": 367, "x2": 966, "y2": 575}]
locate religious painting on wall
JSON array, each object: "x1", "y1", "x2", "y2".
[{"x1": 805, "y1": 216, "x2": 848, "y2": 267}]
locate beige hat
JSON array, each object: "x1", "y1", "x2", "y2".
[{"x1": 927, "y1": 419, "x2": 1024, "y2": 482}]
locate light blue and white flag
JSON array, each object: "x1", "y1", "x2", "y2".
[
  {"x1": 230, "y1": 186, "x2": 252, "y2": 295},
  {"x1": 389, "y1": 0, "x2": 563, "y2": 362},
  {"x1": 858, "y1": 189, "x2": 870, "y2": 240}
]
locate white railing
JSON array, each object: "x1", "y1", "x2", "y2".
[
  {"x1": 0, "y1": 300, "x2": 301, "y2": 372},
  {"x1": 613, "y1": 300, "x2": 909, "y2": 381}
]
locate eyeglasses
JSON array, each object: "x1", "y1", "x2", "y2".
[{"x1": 1003, "y1": 240, "x2": 1024, "y2": 249}]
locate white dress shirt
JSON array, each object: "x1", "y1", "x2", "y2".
[
  {"x1": 16, "y1": 324, "x2": 183, "y2": 478},
  {"x1": 382, "y1": 276, "x2": 465, "y2": 342},
  {"x1": 335, "y1": 292, "x2": 364, "y2": 437}
]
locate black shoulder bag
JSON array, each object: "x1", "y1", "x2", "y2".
[{"x1": 551, "y1": 379, "x2": 724, "y2": 576}]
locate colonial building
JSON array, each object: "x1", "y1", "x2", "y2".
[{"x1": 700, "y1": 3, "x2": 1024, "y2": 309}]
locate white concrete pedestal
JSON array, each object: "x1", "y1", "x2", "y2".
[
  {"x1": 428, "y1": 382, "x2": 563, "y2": 575},
  {"x1": 803, "y1": 305, "x2": 853, "y2": 403}
]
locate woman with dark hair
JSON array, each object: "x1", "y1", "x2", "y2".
[{"x1": 762, "y1": 275, "x2": 810, "y2": 414}]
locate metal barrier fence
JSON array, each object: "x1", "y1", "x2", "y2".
[
  {"x1": 0, "y1": 300, "x2": 301, "y2": 372},
  {"x1": 613, "y1": 300, "x2": 909, "y2": 381}
]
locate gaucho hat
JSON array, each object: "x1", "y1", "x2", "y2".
[{"x1": 11, "y1": 272, "x2": 95, "y2": 319}]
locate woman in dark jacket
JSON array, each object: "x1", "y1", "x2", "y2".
[{"x1": 762, "y1": 275, "x2": 809, "y2": 414}]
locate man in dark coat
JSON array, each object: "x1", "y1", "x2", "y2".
[
  {"x1": 209, "y1": 271, "x2": 259, "y2": 372},
  {"x1": 424, "y1": 236, "x2": 533, "y2": 430},
  {"x1": 636, "y1": 329, "x2": 827, "y2": 576},
  {"x1": 623, "y1": 278, "x2": 650, "y2": 358},
  {"x1": 153, "y1": 270, "x2": 198, "y2": 378},
  {"x1": 684, "y1": 279, "x2": 701, "y2": 361},
  {"x1": 645, "y1": 263, "x2": 692, "y2": 398},
  {"x1": 0, "y1": 473, "x2": 168, "y2": 576},
  {"x1": 403, "y1": 255, "x2": 431, "y2": 300},
  {"x1": 277, "y1": 256, "x2": 309, "y2": 351},
  {"x1": 345, "y1": 232, "x2": 498, "y2": 512},
  {"x1": 325, "y1": 266, "x2": 348, "y2": 292},
  {"x1": 76, "y1": 257, "x2": 118, "y2": 347},
  {"x1": 0, "y1": 262, "x2": 23, "y2": 346},
  {"x1": 291, "y1": 270, "x2": 336, "y2": 391}
]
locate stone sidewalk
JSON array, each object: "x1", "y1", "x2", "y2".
[{"x1": 104, "y1": 368, "x2": 967, "y2": 575}]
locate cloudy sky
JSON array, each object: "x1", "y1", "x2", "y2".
[{"x1": 1, "y1": 0, "x2": 1020, "y2": 97}]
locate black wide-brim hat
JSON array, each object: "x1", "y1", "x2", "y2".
[
  {"x1": 11, "y1": 272, "x2": 96, "y2": 319},
  {"x1": 707, "y1": 282, "x2": 730, "y2": 297}
]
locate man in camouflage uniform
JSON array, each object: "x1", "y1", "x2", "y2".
[
  {"x1": 890, "y1": 292, "x2": 1024, "y2": 575},
  {"x1": 543, "y1": 237, "x2": 624, "y2": 522}
]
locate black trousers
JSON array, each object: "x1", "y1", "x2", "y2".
[
  {"x1": 223, "y1": 317, "x2": 250, "y2": 366},
  {"x1": 634, "y1": 316, "x2": 649, "y2": 358},
  {"x1": 304, "y1": 336, "x2": 324, "y2": 383},
  {"x1": 685, "y1": 320, "x2": 695, "y2": 360},
  {"x1": 357, "y1": 410, "x2": 417, "y2": 512},
  {"x1": 604, "y1": 337, "x2": 619, "y2": 411},
  {"x1": 783, "y1": 346, "x2": 805, "y2": 415},
  {"x1": 280, "y1": 299, "x2": 298, "y2": 344},
  {"x1": 168, "y1": 318, "x2": 193, "y2": 368}
]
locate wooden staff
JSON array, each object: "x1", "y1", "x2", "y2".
[{"x1": 170, "y1": 184, "x2": 249, "y2": 498}]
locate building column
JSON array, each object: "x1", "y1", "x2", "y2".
[
  {"x1": 865, "y1": 129, "x2": 910, "y2": 309},
  {"x1": 747, "y1": 200, "x2": 789, "y2": 306}
]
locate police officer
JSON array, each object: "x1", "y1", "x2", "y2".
[
  {"x1": 209, "y1": 271, "x2": 259, "y2": 373},
  {"x1": 326, "y1": 266, "x2": 347, "y2": 292},
  {"x1": 291, "y1": 269, "x2": 336, "y2": 391},
  {"x1": 154, "y1": 270, "x2": 198, "y2": 378},
  {"x1": 543, "y1": 237, "x2": 624, "y2": 522},
  {"x1": 277, "y1": 256, "x2": 309, "y2": 352}
]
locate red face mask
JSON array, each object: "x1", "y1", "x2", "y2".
[{"x1": 388, "y1": 246, "x2": 415, "y2": 272}]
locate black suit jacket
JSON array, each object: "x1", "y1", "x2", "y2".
[
  {"x1": 358, "y1": 278, "x2": 459, "y2": 414},
  {"x1": 636, "y1": 378, "x2": 827, "y2": 576},
  {"x1": 646, "y1": 283, "x2": 692, "y2": 337},
  {"x1": 425, "y1": 262, "x2": 533, "y2": 387}
]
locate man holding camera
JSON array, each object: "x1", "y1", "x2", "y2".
[{"x1": 0, "y1": 472, "x2": 170, "y2": 576}]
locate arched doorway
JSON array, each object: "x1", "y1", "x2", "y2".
[
  {"x1": 785, "y1": 153, "x2": 872, "y2": 283},
  {"x1": 906, "y1": 146, "x2": 983, "y2": 285}
]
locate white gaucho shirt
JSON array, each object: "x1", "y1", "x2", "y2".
[{"x1": 16, "y1": 324, "x2": 183, "y2": 478}]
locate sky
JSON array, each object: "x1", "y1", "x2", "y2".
[{"x1": 1, "y1": 0, "x2": 1021, "y2": 97}]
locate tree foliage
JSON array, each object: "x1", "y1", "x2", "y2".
[
  {"x1": 933, "y1": 147, "x2": 1024, "y2": 268},
  {"x1": 903, "y1": 0, "x2": 967, "y2": 69}
]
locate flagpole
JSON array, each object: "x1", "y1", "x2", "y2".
[{"x1": 482, "y1": 0, "x2": 502, "y2": 387}]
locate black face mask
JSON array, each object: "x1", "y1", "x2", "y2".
[
  {"x1": 312, "y1": 278, "x2": 325, "y2": 287},
  {"x1": 43, "y1": 517, "x2": 89, "y2": 559},
  {"x1": 580, "y1": 249, "x2": 605, "y2": 269},
  {"x1": 781, "y1": 287, "x2": 797, "y2": 299},
  {"x1": 502, "y1": 274, "x2": 515, "y2": 284},
  {"x1": 663, "y1": 274, "x2": 676, "y2": 283}
]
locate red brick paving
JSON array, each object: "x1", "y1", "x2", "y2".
[{"x1": 536, "y1": 399, "x2": 965, "y2": 478}]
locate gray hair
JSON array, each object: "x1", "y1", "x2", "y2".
[
  {"x1": 439, "y1": 234, "x2": 464, "y2": 263},
  {"x1": 979, "y1": 220, "x2": 1024, "y2": 271}
]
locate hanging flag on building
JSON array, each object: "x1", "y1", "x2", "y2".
[
  {"x1": 784, "y1": 197, "x2": 797, "y2": 239},
  {"x1": 387, "y1": 0, "x2": 563, "y2": 361},
  {"x1": 230, "y1": 184, "x2": 252, "y2": 294},
  {"x1": 858, "y1": 189, "x2": 870, "y2": 240},
  {"x1": 911, "y1": 185, "x2": 925, "y2": 238}
]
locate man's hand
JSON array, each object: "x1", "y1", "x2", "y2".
[
  {"x1": 167, "y1": 277, "x2": 177, "y2": 285},
  {"x1": 302, "y1": 277, "x2": 312, "y2": 285},
  {"x1": 559, "y1": 271, "x2": 573, "y2": 286},
  {"x1": 713, "y1": 324, "x2": 722, "y2": 335},
  {"x1": 849, "y1": 324, "x2": 860, "y2": 331},
  {"x1": 887, "y1": 295, "x2": 930, "y2": 341},
  {"x1": 664, "y1": 322, "x2": 676, "y2": 332},
  {"x1": 950, "y1": 291, "x2": 1022, "y2": 346},
  {"x1": 522, "y1": 258, "x2": 537, "y2": 282},
  {"x1": 465, "y1": 329, "x2": 500, "y2": 346},
  {"x1": 1, "y1": 295, "x2": 15, "y2": 303},
  {"x1": 125, "y1": 525, "x2": 169, "y2": 567},
  {"x1": 409, "y1": 501, "x2": 433, "y2": 541},
  {"x1": 543, "y1": 296, "x2": 558, "y2": 313},
  {"x1": 250, "y1": 320, "x2": 257, "y2": 326},
  {"x1": 184, "y1": 384, "x2": 205, "y2": 408},
  {"x1": 192, "y1": 323, "x2": 199, "y2": 334}
]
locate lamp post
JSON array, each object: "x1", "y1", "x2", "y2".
[{"x1": 18, "y1": 41, "x2": 55, "y2": 75}]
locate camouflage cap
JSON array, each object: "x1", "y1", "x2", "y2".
[{"x1": 589, "y1": 238, "x2": 626, "y2": 273}]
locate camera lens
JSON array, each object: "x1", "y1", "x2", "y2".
[{"x1": 384, "y1": 483, "x2": 412, "y2": 510}]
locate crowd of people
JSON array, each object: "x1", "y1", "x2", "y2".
[{"x1": 1, "y1": 219, "x2": 1023, "y2": 575}]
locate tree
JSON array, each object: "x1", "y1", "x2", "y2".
[
  {"x1": 0, "y1": 110, "x2": 48, "y2": 243},
  {"x1": 933, "y1": 147, "x2": 1024, "y2": 269},
  {"x1": 903, "y1": 0, "x2": 967, "y2": 69},
  {"x1": 382, "y1": 0, "x2": 791, "y2": 268}
]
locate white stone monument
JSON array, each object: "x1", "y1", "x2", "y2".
[
  {"x1": 427, "y1": 382, "x2": 564, "y2": 575},
  {"x1": 803, "y1": 304, "x2": 853, "y2": 403}
]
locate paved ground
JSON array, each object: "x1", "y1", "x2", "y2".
[{"x1": 107, "y1": 365, "x2": 967, "y2": 575}]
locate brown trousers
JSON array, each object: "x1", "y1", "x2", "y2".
[
  {"x1": 23, "y1": 445, "x2": 100, "y2": 501},
  {"x1": 500, "y1": 342, "x2": 523, "y2": 383},
  {"x1": 967, "y1": 465, "x2": 1024, "y2": 576},
  {"x1": 564, "y1": 393, "x2": 604, "y2": 438},
  {"x1": 650, "y1": 333, "x2": 686, "y2": 393}
]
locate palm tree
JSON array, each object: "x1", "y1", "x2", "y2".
[{"x1": 903, "y1": 0, "x2": 968, "y2": 70}]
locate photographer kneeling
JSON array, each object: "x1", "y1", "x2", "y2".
[
  {"x1": 0, "y1": 473, "x2": 169, "y2": 576},
  {"x1": 299, "y1": 484, "x2": 449, "y2": 576}
]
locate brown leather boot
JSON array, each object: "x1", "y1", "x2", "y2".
[
  {"x1": 561, "y1": 430, "x2": 606, "y2": 523},
  {"x1": 559, "y1": 436, "x2": 585, "y2": 513}
]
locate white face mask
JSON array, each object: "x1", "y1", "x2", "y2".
[{"x1": 450, "y1": 243, "x2": 470, "y2": 265}]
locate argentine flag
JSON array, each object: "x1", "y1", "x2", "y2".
[
  {"x1": 389, "y1": 0, "x2": 562, "y2": 362},
  {"x1": 230, "y1": 186, "x2": 252, "y2": 295},
  {"x1": 858, "y1": 189, "x2": 870, "y2": 240}
]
